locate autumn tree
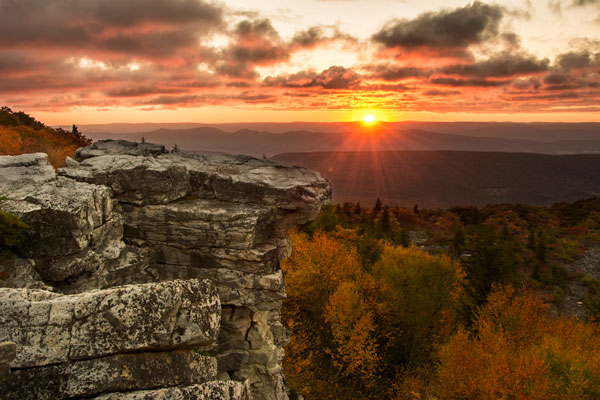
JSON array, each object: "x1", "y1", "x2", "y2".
[
  {"x1": 436, "y1": 285, "x2": 600, "y2": 399},
  {"x1": 372, "y1": 246, "x2": 464, "y2": 372}
]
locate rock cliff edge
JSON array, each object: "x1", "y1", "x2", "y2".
[{"x1": 0, "y1": 140, "x2": 331, "y2": 400}]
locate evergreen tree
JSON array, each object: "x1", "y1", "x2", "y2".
[
  {"x1": 536, "y1": 231, "x2": 548, "y2": 262},
  {"x1": 452, "y1": 224, "x2": 466, "y2": 253},
  {"x1": 373, "y1": 198, "x2": 382, "y2": 214},
  {"x1": 527, "y1": 228, "x2": 536, "y2": 250},
  {"x1": 413, "y1": 203, "x2": 420, "y2": 215},
  {"x1": 354, "y1": 202, "x2": 362, "y2": 215},
  {"x1": 461, "y1": 226, "x2": 519, "y2": 323},
  {"x1": 399, "y1": 228, "x2": 410, "y2": 247},
  {"x1": 381, "y1": 205, "x2": 390, "y2": 234}
]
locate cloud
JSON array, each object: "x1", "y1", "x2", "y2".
[
  {"x1": 213, "y1": 18, "x2": 289, "y2": 78},
  {"x1": 289, "y1": 26, "x2": 357, "y2": 49},
  {"x1": 548, "y1": 0, "x2": 562, "y2": 14},
  {"x1": 440, "y1": 53, "x2": 549, "y2": 78},
  {"x1": 422, "y1": 89, "x2": 461, "y2": 96},
  {"x1": 367, "y1": 65, "x2": 429, "y2": 81},
  {"x1": 372, "y1": 1, "x2": 504, "y2": 57},
  {"x1": 0, "y1": 0, "x2": 224, "y2": 61},
  {"x1": 264, "y1": 66, "x2": 361, "y2": 89},
  {"x1": 572, "y1": 0, "x2": 600, "y2": 6},
  {"x1": 429, "y1": 77, "x2": 508, "y2": 87},
  {"x1": 556, "y1": 51, "x2": 598, "y2": 69},
  {"x1": 1, "y1": 0, "x2": 599, "y2": 115}
]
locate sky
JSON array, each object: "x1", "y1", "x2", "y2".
[{"x1": 0, "y1": 0, "x2": 599, "y2": 124}]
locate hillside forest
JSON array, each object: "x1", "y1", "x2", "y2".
[
  {"x1": 282, "y1": 199, "x2": 600, "y2": 399},
  {"x1": 0, "y1": 107, "x2": 91, "y2": 168}
]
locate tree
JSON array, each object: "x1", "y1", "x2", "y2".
[
  {"x1": 460, "y1": 226, "x2": 519, "y2": 323},
  {"x1": 436, "y1": 286, "x2": 600, "y2": 400},
  {"x1": 282, "y1": 230, "x2": 368, "y2": 398},
  {"x1": 381, "y1": 205, "x2": 390, "y2": 234},
  {"x1": 413, "y1": 203, "x2": 420, "y2": 215},
  {"x1": 373, "y1": 198, "x2": 382, "y2": 214},
  {"x1": 452, "y1": 224, "x2": 466, "y2": 253},
  {"x1": 536, "y1": 230, "x2": 548, "y2": 262},
  {"x1": 527, "y1": 228, "x2": 537, "y2": 250},
  {"x1": 372, "y1": 245, "x2": 464, "y2": 371}
]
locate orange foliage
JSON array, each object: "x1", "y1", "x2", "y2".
[
  {"x1": 0, "y1": 109, "x2": 89, "y2": 168},
  {"x1": 436, "y1": 286, "x2": 600, "y2": 399},
  {"x1": 282, "y1": 229, "x2": 368, "y2": 398}
]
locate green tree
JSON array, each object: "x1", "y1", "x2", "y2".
[
  {"x1": 373, "y1": 245, "x2": 464, "y2": 371},
  {"x1": 461, "y1": 226, "x2": 520, "y2": 323},
  {"x1": 373, "y1": 198, "x2": 382, "y2": 214}
]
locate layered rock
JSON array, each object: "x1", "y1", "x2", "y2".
[{"x1": 0, "y1": 141, "x2": 330, "y2": 400}]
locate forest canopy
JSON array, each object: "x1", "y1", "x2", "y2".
[{"x1": 283, "y1": 200, "x2": 600, "y2": 399}]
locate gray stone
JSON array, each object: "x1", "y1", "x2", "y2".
[
  {"x1": 74, "y1": 139, "x2": 167, "y2": 160},
  {"x1": 0, "y1": 254, "x2": 53, "y2": 291},
  {"x1": 0, "y1": 153, "x2": 56, "y2": 186},
  {"x1": 0, "y1": 141, "x2": 330, "y2": 400},
  {"x1": 4, "y1": 351, "x2": 216, "y2": 400},
  {"x1": 93, "y1": 380, "x2": 251, "y2": 400},
  {"x1": 0, "y1": 341, "x2": 16, "y2": 383},
  {"x1": 60, "y1": 154, "x2": 192, "y2": 205},
  {"x1": 0, "y1": 279, "x2": 220, "y2": 368},
  {"x1": 0, "y1": 175, "x2": 115, "y2": 262}
]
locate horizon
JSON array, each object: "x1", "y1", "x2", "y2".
[{"x1": 1, "y1": 0, "x2": 599, "y2": 125}]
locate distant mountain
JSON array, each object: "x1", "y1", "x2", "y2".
[
  {"x1": 270, "y1": 151, "x2": 600, "y2": 207},
  {"x1": 80, "y1": 125, "x2": 600, "y2": 157}
]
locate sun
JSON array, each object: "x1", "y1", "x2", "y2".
[{"x1": 363, "y1": 114, "x2": 376, "y2": 124}]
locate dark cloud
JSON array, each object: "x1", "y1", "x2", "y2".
[
  {"x1": 544, "y1": 73, "x2": 569, "y2": 84},
  {"x1": 214, "y1": 18, "x2": 289, "y2": 78},
  {"x1": 440, "y1": 54, "x2": 549, "y2": 78},
  {"x1": 105, "y1": 86, "x2": 187, "y2": 98},
  {"x1": 0, "y1": 51, "x2": 43, "y2": 74},
  {"x1": 0, "y1": 0, "x2": 224, "y2": 60},
  {"x1": 572, "y1": 0, "x2": 600, "y2": 6},
  {"x1": 422, "y1": 89, "x2": 461, "y2": 96},
  {"x1": 316, "y1": 66, "x2": 361, "y2": 89},
  {"x1": 289, "y1": 26, "x2": 357, "y2": 49},
  {"x1": 430, "y1": 77, "x2": 508, "y2": 87},
  {"x1": 511, "y1": 77, "x2": 542, "y2": 90},
  {"x1": 264, "y1": 66, "x2": 361, "y2": 89},
  {"x1": 85, "y1": 0, "x2": 223, "y2": 26},
  {"x1": 367, "y1": 65, "x2": 429, "y2": 81},
  {"x1": 290, "y1": 27, "x2": 325, "y2": 47},
  {"x1": 556, "y1": 51, "x2": 595, "y2": 69},
  {"x1": 372, "y1": 1, "x2": 504, "y2": 56}
]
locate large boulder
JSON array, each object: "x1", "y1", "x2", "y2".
[
  {"x1": 0, "y1": 279, "x2": 220, "y2": 368},
  {"x1": 4, "y1": 351, "x2": 216, "y2": 400}
]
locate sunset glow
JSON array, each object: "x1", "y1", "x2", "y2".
[
  {"x1": 0, "y1": 0, "x2": 599, "y2": 124},
  {"x1": 363, "y1": 114, "x2": 376, "y2": 124}
]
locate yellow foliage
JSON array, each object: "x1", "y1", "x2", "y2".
[
  {"x1": 436, "y1": 286, "x2": 600, "y2": 400},
  {"x1": 325, "y1": 281, "x2": 379, "y2": 381}
]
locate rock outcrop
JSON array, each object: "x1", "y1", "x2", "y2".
[{"x1": 0, "y1": 140, "x2": 330, "y2": 400}]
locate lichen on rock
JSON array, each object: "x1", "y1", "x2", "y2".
[{"x1": 0, "y1": 140, "x2": 330, "y2": 400}]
